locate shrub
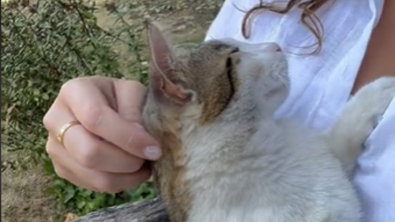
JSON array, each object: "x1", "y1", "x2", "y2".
[{"x1": 1, "y1": 0, "x2": 155, "y2": 216}]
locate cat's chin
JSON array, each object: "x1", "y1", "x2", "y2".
[
  {"x1": 214, "y1": 37, "x2": 282, "y2": 53},
  {"x1": 239, "y1": 51, "x2": 288, "y2": 76}
]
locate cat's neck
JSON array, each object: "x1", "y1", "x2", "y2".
[{"x1": 180, "y1": 108, "x2": 273, "y2": 161}]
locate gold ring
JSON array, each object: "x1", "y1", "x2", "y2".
[{"x1": 57, "y1": 120, "x2": 80, "y2": 146}]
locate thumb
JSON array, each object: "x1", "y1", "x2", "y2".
[{"x1": 114, "y1": 80, "x2": 162, "y2": 160}]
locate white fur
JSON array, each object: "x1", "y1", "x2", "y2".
[
  {"x1": 176, "y1": 41, "x2": 395, "y2": 222},
  {"x1": 328, "y1": 77, "x2": 395, "y2": 176}
]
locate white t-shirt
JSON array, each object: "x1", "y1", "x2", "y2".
[{"x1": 205, "y1": 0, "x2": 395, "y2": 221}]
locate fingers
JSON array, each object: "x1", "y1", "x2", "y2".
[
  {"x1": 52, "y1": 161, "x2": 96, "y2": 191},
  {"x1": 46, "y1": 136, "x2": 151, "y2": 193},
  {"x1": 43, "y1": 77, "x2": 158, "y2": 192},
  {"x1": 60, "y1": 78, "x2": 162, "y2": 161},
  {"x1": 63, "y1": 125, "x2": 145, "y2": 173},
  {"x1": 44, "y1": 101, "x2": 145, "y2": 173},
  {"x1": 114, "y1": 80, "x2": 146, "y2": 123}
]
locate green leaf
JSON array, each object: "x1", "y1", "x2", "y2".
[
  {"x1": 64, "y1": 186, "x2": 76, "y2": 204},
  {"x1": 77, "y1": 200, "x2": 86, "y2": 209},
  {"x1": 42, "y1": 93, "x2": 49, "y2": 100}
]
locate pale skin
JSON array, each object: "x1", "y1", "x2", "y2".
[{"x1": 43, "y1": 0, "x2": 395, "y2": 193}]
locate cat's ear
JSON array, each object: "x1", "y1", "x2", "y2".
[{"x1": 147, "y1": 23, "x2": 192, "y2": 104}]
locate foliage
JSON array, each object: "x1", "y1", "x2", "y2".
[{"x1": 1, "y1": 0, "x2": 155, "y2": 216}]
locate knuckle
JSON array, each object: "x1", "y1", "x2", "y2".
[
  {"x1": 128, "y1": 80, "x2": 145, "y2": 89},
  {"x1": 42, "y1": 112, "x2": 52, "y2": 130},
  {"x1": 53, "y1": 164, "x2": 67, "y2": 179},
  {"x1": 78, "y1": 142, "x2": 101, "y2": 169},
  {"x1": 79, "y1": 105, "x2": 103, "y2": 131},
  {"x1": 95, "y1": 176, "x2": 118, "y2": 193},
  {"x1": 42, "y1": 104, "x2": 60, "y2": 131},
  {"x1": 80, "y1": 104, "x2": 103, "y2": 130},
  {"x1": 60, "y1": 79, "x2": 80, "y2": 95},
  {"x1": 45, "y1": 139, "x2": 56, "y2": 157},
  {"x1": 60, "y1": 76, "x2": 100, "y2": 95},
  {"x1": 59, "y1": 77, "x2": 91, "y2": 99}
]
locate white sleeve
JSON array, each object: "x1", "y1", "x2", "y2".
[{"x1": 353, "y1": 96, "x2": 395, "y2": 222}]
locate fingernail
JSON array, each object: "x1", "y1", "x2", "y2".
[{"x1": 144, "y1": 146, "x2": 161, "y2": 160}]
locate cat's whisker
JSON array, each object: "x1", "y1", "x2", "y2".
[{"x1": 274, "y1": 72, "x2": 290, "y2": 89}]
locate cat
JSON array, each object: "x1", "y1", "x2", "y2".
[{"x1": 141, "y1": 23, "x2": 395, "y2": 222}]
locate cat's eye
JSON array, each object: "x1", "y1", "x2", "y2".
[{"x1": 230, "y1": 48, "x2": 239, "y2": 54}]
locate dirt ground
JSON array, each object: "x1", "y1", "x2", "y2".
[
  {"x1": 1, "y1": 0, "x2": 223, "y2": 222},
  {"x1": 1, "y1": 163, "x2": 58, "y2": 222}
]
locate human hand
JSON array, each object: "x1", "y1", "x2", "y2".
[{"x1": 43, "y1": 76, "x2": 161, "y2": 193}]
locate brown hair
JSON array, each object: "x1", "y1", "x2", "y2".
[{"x1": 240, "y1": 0, "x2": 333, "y2": 54}]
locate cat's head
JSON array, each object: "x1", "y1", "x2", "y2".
[{"x1": 142, "y1": 23, "x2": 289, "y2": 135}]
